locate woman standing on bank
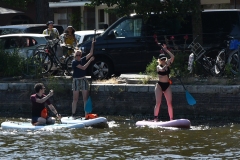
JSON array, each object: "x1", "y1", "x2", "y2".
[
  {"x1": 62, "y1": 26, "x2": 77, "y2": 55},
  {"x1": 71, "y1": 39, "x2": 95, "y2": 117},
  {"x1": 154, "y1": 44, "x2": 175, "y2": 121}
]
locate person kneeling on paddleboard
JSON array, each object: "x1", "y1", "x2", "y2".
[
  {"x1": 154, "y1": 44, "x2": 175, "y2": 122},
  {"x1": 30, "y1": 83, "x2": 61, "y2": 126}
]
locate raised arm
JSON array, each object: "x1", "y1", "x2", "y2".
[
  {"x1": 76, "y1": 57, "x2": 95, "y2": 70},
  {"x1": 35, "y1": 90, "x2": 53, "y2": 103},
  {"x1": 162, "y1": 44, "x2": 174, "y2": 65},
  {"x1": 86, "y1": 39, "x2": 95, "y2": 60}
]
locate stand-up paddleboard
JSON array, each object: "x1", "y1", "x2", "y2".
[
  {"x1": 61, "y1": 116, "x2": 107, "y2": 126},
  {"x1": 136, "y1": 119, "x2": 191, "y2": 128},
  {"x1": 1, "y1": 121, "x2": 85, "y2": 130}
]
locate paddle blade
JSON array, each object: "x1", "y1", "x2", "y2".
[
  {"x1": 185, "y1": 91, "x2": 196, "y2": 106},
  {"x1": 85, "y1": 97, "x2": 92, "y2": 113}
]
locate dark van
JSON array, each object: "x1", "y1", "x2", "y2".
[
  {"x1": 80, "y1": 9, "x2": 240, "y2": 79},
  {"x1": 0, "y1": 24, "x2": 64, "y2": 35}
]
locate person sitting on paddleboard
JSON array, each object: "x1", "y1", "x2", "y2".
[
  {"x1": 154, "y1": 44, "x2": 175, "y2": 121},
  {"x1": 71, "y1": 39, "x2": 95, "y2": 118},
  {"x1": 30, "y1": 83, "x2": 61, "y2": 126}
]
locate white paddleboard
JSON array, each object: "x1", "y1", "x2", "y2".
[
  {"x1": 136, "y1": 119, "x2": 191, "y2": 128},
  {"x1": 61, "y1": 116, "x2": 107, "y2": 126},
  {"x1": 1, "y1": 121, "x2": 85, "y2": 130}
]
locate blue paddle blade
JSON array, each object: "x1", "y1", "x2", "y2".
[
  {"x1": 85, "y1": 97, "x2": 92, "y2": 113},
  {"x1": 186, "y1": 91, "x2": 196, "y2": 106}
]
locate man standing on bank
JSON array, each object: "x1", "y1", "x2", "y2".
[
  {"x1": 30, "y1": 83, "x2": 61, "y2": 126},
  {"x1": 71, "y1": 39, "x2": 95, "y2": 118},
  {"x1": 154, "y1": 44, "x2": 175, "y2": 121}
]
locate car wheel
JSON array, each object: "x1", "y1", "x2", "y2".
[{"x1": 90, "y1": 58, "x2": 113, "y2": 79}]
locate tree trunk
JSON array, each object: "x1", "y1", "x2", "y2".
[
  {"x1": 35, "y1": 0, "x2": 53, "y2": 24},
  {"x1": 191, "y1": 0, "x2": 203, "y2": 44}
]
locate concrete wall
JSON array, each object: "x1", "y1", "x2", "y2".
[{"x1": 1, "y1": 82, "x2": 240, "y2": 123}]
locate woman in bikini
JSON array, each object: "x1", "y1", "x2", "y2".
[{"x1": 154, "y1": 44, "x2": 175, "y2": 121}]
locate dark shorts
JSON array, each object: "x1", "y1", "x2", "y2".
[{"x1": 157, "y1": 81, "x2": 170, "y2": 91}]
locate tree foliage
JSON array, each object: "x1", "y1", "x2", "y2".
[
  {"x1": 1, "y1": 0, "x2": 33, "y2": 9},
  {"x1": 88, "y1": 0, "x2": 200, "y2": 18}
]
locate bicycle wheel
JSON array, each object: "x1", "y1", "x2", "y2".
[
  {"x1": 214, "y1": 49, "x2": 226, "y2": 76},
  {"x1": 201, "y1": 47, "x2": 224, "y2": 76},
  {"x1": 227, "y1": 49, "x2": 239, "y2": 75},
  {"x1": 65, "y1": 55, "x2": 74, "y2": 76},
  {"x1": 32, "y1": 51, "x2": 53, "y2": 74}
]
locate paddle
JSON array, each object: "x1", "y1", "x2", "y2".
[
  {"x1": 176, "y1": 74, "x2": 196, "y2": 106},
  {"x1": 85, "y1": 83, "x2": 92, "y2": 113},
  {"x1": 85, "y1": 29, "x2": 96, "y2": 113}
]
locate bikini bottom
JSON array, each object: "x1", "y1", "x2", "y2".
[{"x1": 157, "y1": 81, "x2": 170, "y2": 91}]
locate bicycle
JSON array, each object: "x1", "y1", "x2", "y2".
[
  {"x1": 188, "y1": 35, "x2": 223, "y2": 76},
  {"x1": 31, "y1": 38, "x2": 74, "y2": 76},
  {"x1": 225, "y1": 39, "x2": 240, "y2": 75}
]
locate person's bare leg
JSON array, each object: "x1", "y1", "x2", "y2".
[
  {"x1": 164, "y1": 87, "x2": 173, "y2": 120},
  {"x1": 72, "y1": 91, "x2": 79, "y2": 116},
  {"x1": 82, "y1": 90, "x2": 89, "y2": 116},
  {"x1": 35, "y1": 117, "x2": 46, "y2": 126},
  {"x1": 154, "y1": 84, "x2": 163, "y2": 121},
  {"x1": 46, "y1": 117, "x2": 55, "y2": 124}
]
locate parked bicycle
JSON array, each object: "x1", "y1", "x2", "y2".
[
  {"x1": 187, "y1": 35, "x2": 223, "y2": 76},
  {"x1": 31, "y1": 38, "x2": 74, "y2": 76},
  {"x1": 187, "y1": 35, "x2": 240, "y2": 76}
]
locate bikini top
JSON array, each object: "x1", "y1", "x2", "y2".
[{"x1": 157, "y1": 65, "x2": 170, "y2": 76}]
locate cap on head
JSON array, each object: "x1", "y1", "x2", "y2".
[
  {"x1": 158, "y1": 53, "x2": 167, "y2": 60},
  {"x1": 46, "y1": 21, "x2": 54, "y2": 26}
]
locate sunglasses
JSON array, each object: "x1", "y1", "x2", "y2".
[
  {"x1": 75, "y1": 55, "x2": 81, "y2": 57},
  {"x1": 160, "y1": 58, "x2": 166, "y2": 61}
]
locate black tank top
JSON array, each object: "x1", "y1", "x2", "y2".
[{"x1": 157, "y1": 67, "x2": 170, "y2": 75}]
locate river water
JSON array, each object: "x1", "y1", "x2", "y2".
[{"x1": 0, "y1": 116, "x2": 240, "y2": 159}]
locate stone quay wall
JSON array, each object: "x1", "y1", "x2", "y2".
[{"x1": 1, "y1": 82, "x2": 240, "y2": 124}]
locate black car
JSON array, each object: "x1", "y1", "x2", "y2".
[{"x1": 80, "y1": 9, "x2": 240, "y2": 79}]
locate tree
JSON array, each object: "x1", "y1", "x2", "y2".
[
  {"x1": 89, "y1": 0, "x2": 198, "y2": 17},
  {"x1": 1, "y1": 0, "x2": 33, "y2": 9},
  {"x1": 2, "y1": 0, "x2": 51, "y2": 23},
  {"x1": 88, "y1": 0, "x2": 203, "y2": 39}
]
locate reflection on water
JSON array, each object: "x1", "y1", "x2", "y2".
[{"x1": 0, "y1": 116, "x2": 240, "y2": 159}]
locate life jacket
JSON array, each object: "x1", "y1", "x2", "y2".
[
  {"x1": 41, "y1": 107, "x2": 48, "y2": 119},
  {"x1": 85, "y1": 114, "x2": 98, "y2": 120}
]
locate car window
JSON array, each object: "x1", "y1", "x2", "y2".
[
  {"x1": 82, "y1": 34, "x2": 96, "y2": 43},
  {"x1": 75, "y1": 34, "x2": 81, "y2": 42},
  {"x1": 80, "y1": 33, "x2": 101, "y2": 44},
  {"x1": 0, "y1": 28, "x2": 24, "y2": 35},
  {"x1": 113, "y1": 18, "x2": 142, "y2": 38},
  {"x1": 27, "y1": 27, "x2": 47, "y2": 34},
  {"x1": 0, "y1": 37, "x2": 39, "y2": 49}
]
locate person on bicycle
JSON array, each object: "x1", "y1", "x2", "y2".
[
  {"x1": 30, "y1": 83, "x2": 61, "y2": 126},
  {"x1": 62, "y1": 26, "x2": 77, "y2": 56},
  {"x1": 71, "y1": 39, "x2": 95, "y2": 118},
  {"x1": 154, "y1": 44, "x2": 175, "y2": 122},
  {"x1": 43, "y1": 21, "x2": 59, "y2": 40},
  {"x1": 43, "y1": 21, "x2": 60, "y2": 55}
]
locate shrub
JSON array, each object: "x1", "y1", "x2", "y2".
[
  {"x1": 0, "y1": 48, "x2": 25, "y2": 77},
  {"x1": 144, "y1": 51, "x2": 190, "y2": 78}
]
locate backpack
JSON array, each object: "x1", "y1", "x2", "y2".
[
  {"x1": 85, "y1": 114, "x2": 98, "y2": 120},
  {"x1": 41, "y1": 107, "x2": 48, "y2": 119}
]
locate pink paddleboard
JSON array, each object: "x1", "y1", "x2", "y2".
[{"x1": 136, "y1": 119, "x2": 191, "y2": 128}]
